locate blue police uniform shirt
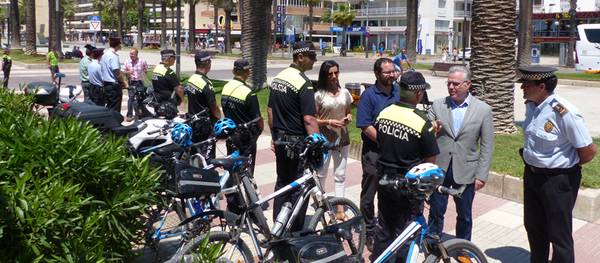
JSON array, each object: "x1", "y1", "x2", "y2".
[
  {"x1": 522, "y1": 94, "x2": 593, "y2": 168},
  {"x1": 87, "y1": 60, "x2": 103, "y2": 86},
  {"x1": 100, "y1": 48, "x2": 120, "y2": 83}
]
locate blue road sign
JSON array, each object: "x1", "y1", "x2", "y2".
[
  {"x1": 89, "y1": 15, "x2": 101, "y2": 21},
  {"x1": 330, "y1": 27, "x2": 343, "y2": 33}
]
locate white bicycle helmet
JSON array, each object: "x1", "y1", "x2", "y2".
[{"x1": 405, "y1": 163, "x2": 445, "y2": 193}]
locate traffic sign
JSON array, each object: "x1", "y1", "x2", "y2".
[{"x1": 89, "y1": 21, "x2": 101, "y2": 31}]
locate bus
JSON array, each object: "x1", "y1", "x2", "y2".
[{"x1": 575, "y1": 24, "x2": 600, "y2": 72}]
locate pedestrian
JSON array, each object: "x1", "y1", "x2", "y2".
[
  {"x1": 221, "y1": 58, "x2": 264, "y2": 214},
  {"x1": 1, "y1": 49, "x2": 12, "y2": 89},
  {"x1": 371, "y1": 71, "x2": 439, "y2": 262},
  {"x1": 518, "y1": 66, "x2": 597, "y2": 263},
  {"x1": 427, "y1": 65, "x2": 494, "y2": 241},
  {"x1": 79, "y1": 44, "x2": 95, "y2": 102},
  {"x1": 268, "y1": 41, "x2": 322, "y2": 232},
  {"x1": 88, "y1": 48, "x2": 105, "y2": 106},
  {"x1": 372, "y1": 43, "x2": 377, "y2": 57},
  {"x1": 441, "y1": 47, "x2": 448, "y2": 62},
  {"x1": 392, "y1": 48, "x2": 412, "y2": 74},
  {"x1": 356, "y1": 57, "x2": 401, "y2": 251},
  {"x1": 392, "y1": 41, "x2": 398, "y2": 55},
  {"x1": 452, "y1": 47, "x2": 459, "y2": 62},
  {"x1": 47, "y1": 47, "x2": 60, "y2": 85},
  {"x1": 151, "y1": 49, "x2": 183, "y2": 118},
  {"x1": 124, "y1": 48, "x2": 149, "y2": 122},
  {"x1": 378, "y1": 42, "x2": 385, "y2": 57},
  {"x1": 321, "y1": 41, "x2": 327, "y2": 56},
  {"x1": 314, "y1": 60, "x2": 353, "y2": 220},
  {"x1": 100, "y1": 37, "x2": 126, "y2": 113}
]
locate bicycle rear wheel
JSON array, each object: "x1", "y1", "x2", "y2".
[
  {"x1": 424, "y1": 238, "x2": 488, "y2": 263},
  {"x1": 169, "y1": 231, "x2": 254, "y2": 263},
  {"x1": 306, "y1": 197, "x2": 366, "y2": 259}
]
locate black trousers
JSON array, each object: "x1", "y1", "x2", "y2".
[
  {"x1": 103, "y1": 82, "x2": 122, "y2": 113},
  {"x1": 371, "y1": 174, "x2": 421, "y2": 262},
  {"x1": 3, "y1": 68, "x2": 10, "y2": 88},
  {"x1": 81, "y1": 81, "x2": 91, "y2": 102},
  {"x1": 360, "y1": 144, "x2": 380, "y2": 236},
  {"x1": 524, "y1": 164, "x2": 581, "y2": 263},
  {"x1": 272, "y1": 141, "x2": 309, "y2": 232},
  {"x1": 89, "y1": 84, "x2": 106, "y2": 106}
]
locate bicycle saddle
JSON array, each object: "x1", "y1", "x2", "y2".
[
  {"x1": 152, "y1": 143, "x2": 185, "y2": 156},
  {"x1": 111, "y1": 123, "x2": 139, "y2": 136},
  {"x1": 209, "y1": 156, "x2": 250, "y2": 172}
]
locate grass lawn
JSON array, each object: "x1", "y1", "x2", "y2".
[
  {"x1": 10, "y1": 50, "x2": 79, "y2": 64},
  {"x1": 556, "y1": 72, "x2": 600, "y2": 82}
]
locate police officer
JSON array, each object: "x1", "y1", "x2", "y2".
[
  {"x1": 1, "y1": 49, "x2": 12, "y2": 89},
  {"x1": 100, "y1": 37, "x2": 126, "y2": 112},
  {"x1": 185, "y1": 51, "x2": 222, "y2": 157},
  {"x1": 372, "y1": 71, "x2": 439, "y2": 262},
  {"x1": 221, "y1": 58, "x2": 264, "y2": 173},
  {"x1": 518, "y1": 66, "x2": 597, "y2": 263},
  {"x1": 268, "y1": 41, "x2": 322, "y2": 232},
  {"x1": 151, "y1": 49, "x2": 184, "y2": 114}
]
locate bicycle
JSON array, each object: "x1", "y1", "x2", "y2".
[
  {"x1": 169, "y1": 137, "x2": 366, "y2": 263},
  {"x1": 373, "y1": 163, "x2": 488, "y2": 263}
]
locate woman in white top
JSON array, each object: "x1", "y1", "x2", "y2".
[{"x1": 314, "y1": 60, "x2": 353, "y2": 219}]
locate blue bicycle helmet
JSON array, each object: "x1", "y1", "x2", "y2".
[
  {"x1": 214, "y1": 118, "x2": 237, "y2": 138},
  {"x1": 171, "y1": 123, "x2": 193, "y2": 148},
  {"x1": 305, "y1": 133, "x2": 330, "y2": 170},
  {"x1": 405, "y1": 163, "x2": 445, "y2": 193}
]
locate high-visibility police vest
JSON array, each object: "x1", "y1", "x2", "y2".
[
  {"x1": 222, "y1": 79, "x2": 250, "y2": 102},
  {"x1": 187, "y1": 74, "x2": 213, "y2": 91},
  {"x1": 271, "y1": 67, "x2": 312, "y2": 93},
  {"x1": 152, "y1": 64, "x2": 168, "y2": 77}
]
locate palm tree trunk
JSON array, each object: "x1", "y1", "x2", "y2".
[
  {"x1": 471, "y1": 0, "x2": 517, "y2": 133},
  {"x1": 241, "y1": 0, "x2": 271, "y2": 89},
  {"x1": 308, "y1": 5, "x2": 313, "y2": 42},
  {"x1": 117, "y1": 0, "x2": 124, "y2": 37},
  {"x1": 225, "y1": 5, "x2": 232, "y2": 53},
  {"x1": 270, "y1": 0, "x2": 276, "y2": 54},
  {"x1": 25, "y1": 0, "x2": 37, "y2": 54},
  {"x1": 10, "y1": 0, "x2": 21, "y2": 49},
  {"x1": 48, "y1": 0, "x2": 55, "y2": 50},
  {"x1": 188, "y1": 0, "x2": 196, "y2": 52},
  {"x1": 161, "y1": 0, "x2": 167, "y2": 47},
  {"x1": 566, "y1": 0, "x2": 577, "y2": 67},
  {"x1": 136, "y1": 0, "x2": 145, "y2": 49},
  {"x1": 406, "y1": 0, "x2": 418, "y2": 62},
  {"x1": 517, "y1": 0, "x2": 532, "y2": 67},
  {"x1": 213, "y1": 4, "x2": 219, "y2": 45}
]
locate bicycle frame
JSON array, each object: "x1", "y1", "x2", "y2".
[{"x1": 372, "y1": 215, "x2": 429, "y2": 263}]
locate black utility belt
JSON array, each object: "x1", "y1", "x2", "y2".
[
  {"x1": 273, "y1": 131, "x2": 304, "y2": 142},
  {"x1": 103, "y1": 81, "x2": 118, "y2": 86},
  {"x1": 525, "y1": 163, "x2": 581, "y2": 176}
]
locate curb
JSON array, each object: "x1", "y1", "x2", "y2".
[
  {"x1": 348, "y1": 141, "x2": 600, "y2": 222},
  {"x1": 13, "y1": 61, "x2": 81, "y2": 70}
]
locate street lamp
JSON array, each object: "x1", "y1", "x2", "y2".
[
  {"x1": 462, "y1": 0, "x2": 468, "y2": 65},
  {"x1": 364, "y1": 0, "x2": 373, "y2": 58},
  {"x1": 176, "y1": 0, "x2": 181, "y2": 77}
]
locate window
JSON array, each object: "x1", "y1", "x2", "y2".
[
  {"x1": 534, "y1": 0, "x2": 543, "y2": 5},
  {"x1": 435, "y1": 20, "x2": 450, "y2": 30},
  {"x1": 438, "y1": 0, "x2": 446, "y2": 8},
  {"x1": 585, "y1": 29, "x2": 600, "y2": 43}
]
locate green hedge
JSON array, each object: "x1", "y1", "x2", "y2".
[{"x1": 0, "y1": 89, "x2": 161, "y2": 261}]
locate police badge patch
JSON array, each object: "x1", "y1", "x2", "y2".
[{"x1": 544, "y1": 120, "x2": 555, "y2": 132}]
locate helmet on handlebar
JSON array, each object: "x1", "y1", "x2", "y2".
[
  {"x1": 171, "y1": 123, "x2": 193, "y2": 148},
  {"x1": 156, "y1": 102, "x2": 178, "y2": 119},
  {"x1": 304, "y1": 133, "x2": 330, "y2": 170},
  {"x1": 405, "y1": 163, "x2": 445, "y2": 193},
  {"x1": 214, "y1": 118, "x2": 237, "y2": 138}
]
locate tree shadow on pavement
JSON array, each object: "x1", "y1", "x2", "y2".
[{"x1": 485, "y1": 246, "x2": 530, "y2": 263}]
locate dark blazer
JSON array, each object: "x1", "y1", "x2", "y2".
[{"x1": 428, "y1": 95, "x2": 494, "y2": 184}]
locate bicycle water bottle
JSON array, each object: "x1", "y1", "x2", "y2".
[
  {"x1": 190, "y1": 198, "x2": 204, "y2": 216},
  {"x1": 271, "y1": 202, "x2": 293, "y2": 237}
]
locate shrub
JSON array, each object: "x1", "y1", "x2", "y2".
[{"x1": 0, "y1": 88, "x2": 161, "y2": 261}]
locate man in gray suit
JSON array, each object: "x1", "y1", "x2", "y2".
[{"x1": 428, "y1": 65, "x2": 494, "y2": 240}]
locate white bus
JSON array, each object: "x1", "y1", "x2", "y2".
[{"x1": 575, "y1": 24, "x2": 600, "y2": 72}]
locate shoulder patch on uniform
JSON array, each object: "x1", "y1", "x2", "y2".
[{"x1": 553, "y1": 103, "x2": 568, "y2": 116}]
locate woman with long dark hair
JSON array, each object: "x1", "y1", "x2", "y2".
[{"x1": 315, "y1": 60, "x2": 353, "y2": 220}]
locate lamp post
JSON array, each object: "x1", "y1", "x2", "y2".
[
  {"x1": 176, "y1": 0, "x2": 181, "y2": 77},
  {"x1": 462, "y1": 0, "x2": 467, "y2": 65},
  {"x1": 364, "y1": 0, "x2": 373, "y2": 58}
]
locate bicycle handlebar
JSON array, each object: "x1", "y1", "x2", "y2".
[{"x1": 378, "y1": 177, "x2": 464, "y2": 198}]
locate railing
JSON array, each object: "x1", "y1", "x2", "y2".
[
  {"x1": 355, "y1": 7, "x2": 407, "y2": 17},
  {"x1": 453, "y1": 10, "x2": 471, "y2": 18},
  {"x1": 533, "y1": 30, "x2": 572, "y2": 37}
]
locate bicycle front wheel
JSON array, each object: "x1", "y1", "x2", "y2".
[
  {"x1": 424, "y1": 238, "x2": 488, "y2": 263},
  {"x1": 306, "y1": 197, "x2": 366, "y2": 259},
  {"x1": 169, "y1": 231, "x2": 255, "y2": 263}
]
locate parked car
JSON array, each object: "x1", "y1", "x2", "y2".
[{"x1": 458, "y1": 48, "x2": 471, "y2": 61}]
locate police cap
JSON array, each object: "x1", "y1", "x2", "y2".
[
  {"x1": 161, "y1": 49, "x2": 177, "y2": 59},
  {"x1": 195, "y1": 51, "x2": 212, "y2": 64},
  {"x1": 292, "y1": 41, "x2": 316, "y2": 55},
  {"x1": 400, "y1": 71, "x2": 431, "y2": 91},
  {"x1": 233, "y1": 59, "x2": 251, "y2": 71},
  {"x1": 517, "y1": 65, "x2": 557, "y2": 82}
]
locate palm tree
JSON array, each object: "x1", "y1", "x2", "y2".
[
  {"x1": 136, "y1": 0, "x2": 145, "y2": 49},
  {"x1": 566, "y1": 0, "x2": 577, "y2": 67},
  {"x1": 208, "y1": 0, "x2": 223, "y2": 48},
  {"x1": 9, "y1": 0, "x2": 21, "y2": 49},
  {"x1": 186, "y1": 0, "x2": 201, "y2": 51},
  {"x1": 160, "y1": 0, "x2": 167, "y2": 47},
  {"x1": 304, "y1": 0, "x2": 320, "y2": 42},
  {"x1": 240, "y1": 0, "x2": 271, "y2": 88},
  {"x1": 406, "y1": 0, "x2": 418, "y2": 62},
  {"x1": 470, "y1": 0, "x2": 517, "y2": 133},
  {"x1": 330, "y1": 3, "x2": 355, "y2": 57},
  {"x1": 517, "y1": 0, "x2": 532, "y2": 67},
  {"x1": 223, "y1": 0, "x2": 234, "y2": 53},
  {"x1": 117, "y1": 0, "x2": 124, "y2": 37},
  {"x1": 24, "y1": 0, "x2": 36, "y2": 54}
]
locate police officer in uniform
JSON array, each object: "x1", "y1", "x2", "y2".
[
  {"x1": 372, "y1": 71, "x2": 439, "y2": 262},
  {"x1": 519, "y1": 66, "x2": 597, "y2": 263},
  {"x1": 186, "y1": 51, "x2": 221, "y2": 121},
  {"x1": 151, "y1": 49, "x2": 184, "y2": 116},
  {"x1": 221, "y1": 58, "x2": 264, "y2": 173},
  {"x1": 268, "y1": 41, "x2": 322, "y2": 232}
]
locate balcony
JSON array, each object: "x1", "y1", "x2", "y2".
[
  {"x1": 355, "y1": 7, "x2": 407, "y2": 18},
  {"x1": 453, "y1": 10, "x2": 471, "y2": 18}
]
